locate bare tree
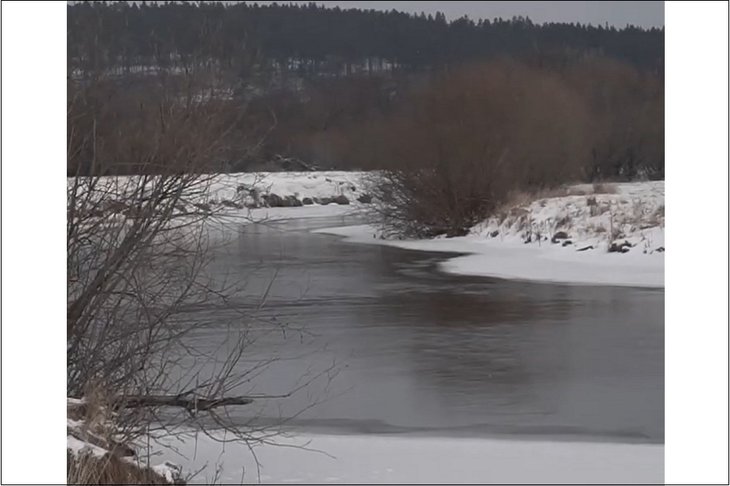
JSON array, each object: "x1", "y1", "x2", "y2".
[
  {"x1": 365, "y1": 60, "x2": 592, "y2": 237},
  {"x1": 565, "y1": 58, "x2": 665, "y2": 181},
  {"x1": 67, "y1": 69, "x2": 335, "y2": 483}
]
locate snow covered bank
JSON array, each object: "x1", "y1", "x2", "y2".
[
  {"x1": 70, "y1": 171, "x2": 374, "y2": 219},
  {"x1": 67, "y1": 398, "x2": 182, "y2": 484},
  {"x1": 475, "y1": 181, "x2": 665, "y2": 255},
  {"x1": 316, "y1": 181, "x2": 664, "y2": 288},
  {"x1": 156, "y1": 431, "x2": 663, "y2": 484},
  {"x1": 75, "y1": 172, "x2": 663, "y2": 287},
  {"x1": 207, "y1": 171, "x2": 372, "y2": 208}
]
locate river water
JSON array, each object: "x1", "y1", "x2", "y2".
[{"x1": 179, "y1": 213, "x2": 664, "y2": 444}]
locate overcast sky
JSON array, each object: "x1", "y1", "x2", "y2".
[{"x1": 251, "y1": 1, "x2": 664, "y2": 28}]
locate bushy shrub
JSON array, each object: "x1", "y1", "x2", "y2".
[{"x1": 368, "y1": 60, "x2": 592, "y2": 237}]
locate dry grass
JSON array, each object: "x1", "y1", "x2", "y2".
[
  {"x1": 502, "y1": 182, "x2": 616, "y2": 212},
  {"x1": 503, "y1": 187, "x2": 570, "y2": 209},
  {"x1": 589, "y1": 201, "x2": 611, "y2": 217},
  {"x1": 647, "y1": 205, "x2": 665, "y2": 227},
  {"x1": 68, "y1": 390, "x2": 180, "y2": 485},
  {"x1": 591, "y1": 182, "x2": 618, "y2": 194},
  {"x1": 589, "y1": 223, "x2": 608, "y2": 233},
  {"x1": 68, "y1": 451, "x2": 176, "y2": 485},
  {"x1": 555, "y1": 215, "x2": 572, "y2": 229}
]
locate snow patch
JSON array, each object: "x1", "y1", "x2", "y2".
[
  {"x1": 152, "y1": 462, "x2": 184, "y2": 483},
  {"x1": 208, "y1": 171, "x2": 367, "y2": 204},
  {"x1": 67, "y1": 435, "x2": 108, "y2": 458}
]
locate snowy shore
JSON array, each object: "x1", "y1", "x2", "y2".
[
  {"x1": 315, "y1": 221, "x2": 664, "y2": 288},
  {"x1": 214, "y1": 173, "x2": 664, "y2": 287},
  {"x1": 155, "y1": 430, "x2": 663, "y2": 484},
  {"x1": 207, "y1": 170, "x2": 371, "y2": 207},
  {"x1": 186, "y1": 173, "x2": 665, "y2": 287},
  {"x1": 80, "y1": 171, "x2": 664, "y2": 287},
  {"x1": 313, "y1": 180, "x2": 665, "y2": 288}
]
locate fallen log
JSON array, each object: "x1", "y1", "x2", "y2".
[
  {"x1": 118, "y1": 395, "x2": 254, "y2": 411},
  {"x1": 68, "y1": 395, "x2": 256, "y2": 417}
]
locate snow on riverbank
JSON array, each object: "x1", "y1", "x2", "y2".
[
  {"x1": 70, "y1": 171, "x2": 374, "y2": 218},
  {"x1": 156, "y1": 430, "x2": 663, "y2": 484},
  {"x1": 67, "y1": 398, "x2": 182, "y2": 484},
  {"x1": 207, "y1": 171, "x2": 372, "y2": 207},
  {"x1": 205, "y1": 176, "x2": 663, "y2": 287},
  {"x1": 316, "y1": 181, "x2": 664, "y2": 288},
  {"x1": 77, "y1": 171, "x2": 663, "y2": 287},
  {"x1": 475, "y1": 181, "x2": 665, "y2": 255}
]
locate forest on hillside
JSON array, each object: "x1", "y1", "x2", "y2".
[
  {"x1": 68, "y1": 1, "x2": 664, "y2": 75},
  {"x1": 68, "y1": 2, "x2": 664, "y2": 182}
]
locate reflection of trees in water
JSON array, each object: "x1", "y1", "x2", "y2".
[{"x1": 371, "y1": 280, "x2": 581, "y2": 417}]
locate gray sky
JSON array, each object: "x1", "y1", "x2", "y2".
[{"x1": 251, "y1": 1, "x2": 664, "y2": 28}]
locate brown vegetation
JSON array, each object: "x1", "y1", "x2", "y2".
[
  {"x1": 232, "y1": 55, "x2": 662, "y2": 237},
  {"x1": 364, "y1": 61, "x2": 593, "y2": 237},
  {"x1": 347, "y1": 58, "x2": 663, "y2": 237},
  {"x1": 565, "y1": 58, "x2": 664, "y2": 181},
  {"x1": 67, "y1": 451, "x2": 177, "y2": 485}
]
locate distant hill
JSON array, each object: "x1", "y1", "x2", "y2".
[{"x1": 67, "y1": 2, "x2": 664, "y2": 78}]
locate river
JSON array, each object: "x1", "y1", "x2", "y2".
[{"x1": 174, "y1": 212, "x2": 664, "y2": 445}]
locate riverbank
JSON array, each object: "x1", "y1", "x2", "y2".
[
  {"x1": 314, "y1": 180, "x2": 664, "y2": 288},
  {"x1": 78, "y1": 172, "x2": 664, "y2": 287},
  {"x1": 154, "y1": 430, "x2": 663, "y2": 484},
  {"x1": 208, "y1": 170, "x2": 371, "y2": 208},
  {"x1": 315, "y1": 222, "x2": 664, "y2": 288},
  {"x1": 67, "y1": 398, "x2": 181, "y2": 484},
  {"x1": 217, "y1": 174, "x2": 664, "y2": 287}
]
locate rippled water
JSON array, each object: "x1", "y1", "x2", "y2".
[{"x1": 178, "y1": 214, "x2": 664, "y2": 443}]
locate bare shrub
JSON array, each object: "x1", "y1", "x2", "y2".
[
  {"x1": 67, "y1": 74, "x2": 243, "y2": 403},
  {"x1": 368, "y1": 60, "x2": 592, "y2": 237},
  {"x1": 592, "y1": 182, "x2": 618, "y2": 194},
  {"x1": 68, "y1": 70, "x2": 333, "y2": 479},
  {"x1": 565, "y1": 58, "x2": 664, "y2": 181},
  {"x1": 648, "y1": 205, "x2": 665, "y2": 227},
  {"x1": 555, "y1": 215, "x2": 572, "y2": 229},
  {"x1": 68, "y1": 451, "x2": 176, "y2": 485},
  {"x1": 504, "y1": 187, "x2": 571, "y2": 208}
]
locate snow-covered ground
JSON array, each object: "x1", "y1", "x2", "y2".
[
  {"x1": 315, "y1": 181, "x2": 665, "y2": 288},
  {"x1": 207, "y1": 171, "x2": 371, "y2": 207},
  {"x1": 70, "y1": 171, "x2": 372, "y2": 218},
  {"x1": 475, "y1": 182, "x2": 665, "y2": 255},
  {"x1": 156, "y1": 430, "x2": 663, "y2": 484}
]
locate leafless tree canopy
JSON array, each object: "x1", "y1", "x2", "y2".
[
  {"x1": 67, "y1": 71, "x2": 332, "y2": 466},
  {"x1": 364, "y1": 61, "x2": 595, "y2": 237}
]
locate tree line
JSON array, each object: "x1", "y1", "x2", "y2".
[{"x1": 68, "y1": 1, "x2": 664, "y2": 77}]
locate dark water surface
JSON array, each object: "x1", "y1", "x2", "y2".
[{"x1": 185, "y1": 214, "x2": 664, "y2": 443}]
